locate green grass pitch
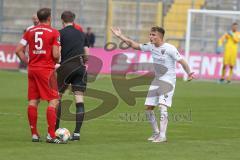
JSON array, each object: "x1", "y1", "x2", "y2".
[{"x1": 0, "y1": 70, "x2": 239, "y2": 160}]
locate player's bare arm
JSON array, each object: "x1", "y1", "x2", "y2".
[
  {"x1": 178, "y1": 59, "x2": 195, "y2": 81},
  {"x1": 52, "y1": 45, "x2": 60, "y2": 63},
  {"x1": 15, "y1": 44, "x2": 28, "y2": 64},
  {"x1": 83, "y1": 46, "x2": 89, "y2": 63},
  {"x1": 111, "y1": 27, "x2": 141, "y2": 50}
]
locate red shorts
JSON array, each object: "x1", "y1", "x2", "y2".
[{"x1": 28, "y1": 69, "x2": 59, "y2": 101}]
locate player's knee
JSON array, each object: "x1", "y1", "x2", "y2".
[
  {"x1": 145, "y1": 105, "x2": 155, "y2": 110},
  {"x1": 160, "y1": 105, "x2": 168, "y2": 120},
  {"x1": 74, "y1": 93, "x2": 84, "y2": 103},
  {"x1": 74, "y1": 91, "x2": 84, "y2": 96},
  {"x1": 28, "y1": 99, "x2": 39, "y2": 106},
  {"x1": 49, "y1": 99, "x2": 59, "y2": 108}
]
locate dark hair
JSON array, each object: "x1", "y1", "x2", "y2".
[
  {"x1": 37, "y1": 8, "x2": 51, "y2": 22},
  {"x1": 61, "y1": 11, "x2": 75, "y2": 23},
  {"x1": 151, "y1": 26, "x2": 165, "y2": 37},
  {"x1": 232, "y1": 22, "x2": 238, "y2": 26}
]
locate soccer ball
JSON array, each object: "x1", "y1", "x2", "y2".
[{"x1": 55, "y1": 128, "x2": 71, "y2": 142}]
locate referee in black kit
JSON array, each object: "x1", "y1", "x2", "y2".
[{"x1": 55, "y1": 11, "x2": 89, "y2": 141}]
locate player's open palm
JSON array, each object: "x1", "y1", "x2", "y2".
[{"x1": 111, "y1": 27, "x2": 122, "y2": 37}]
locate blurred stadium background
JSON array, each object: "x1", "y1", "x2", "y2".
[{"x1": 0, "y1": 0, "x2": 239, "y2": 49}]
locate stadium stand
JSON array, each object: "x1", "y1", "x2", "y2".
[
  {"x1": 111, "y1": 0, "x2": 163, "y2": 43},
  {"x1": 0, "y1": 0, "x2": 107, "y2": 46},
  {"x1": 0, "y1": 0, "x2": 240, "y2": 51},
  {"x1": 205, "y1": 0, "x2": 240, "y2": 10},
  {"x1": 163, "y1": 0, "x2": 205, "y2": 48}
]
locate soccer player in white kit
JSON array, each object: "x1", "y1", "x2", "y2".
[{"x1": 111, "y1": 26, "x2": 194, "y2": 143}]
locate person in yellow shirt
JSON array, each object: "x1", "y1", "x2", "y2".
[{"x1": 217, "y1": 22, "x2": 240, "y2": 83}]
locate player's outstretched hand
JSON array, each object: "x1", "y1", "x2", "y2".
[
  {"x1": 111, "y1": 27, "x2": 122, "y2": 38},
  {"x1": 187, "y1": 72, "x2": 195, "y2": 81}
]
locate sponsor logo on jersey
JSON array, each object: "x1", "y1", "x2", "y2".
[{"x1": 161, "y1": 49, "x2": 166, "y2": 55}]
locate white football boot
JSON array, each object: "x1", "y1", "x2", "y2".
[
  {"x1": 147, "y1": 133, "x2": 159, "y2": 141},
  {"x1": 152, "y1": 135, "x2": 167, "y2": 143}
]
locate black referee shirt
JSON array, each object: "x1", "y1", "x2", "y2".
[{"x1": 59, "y1": 25, "x2": 89, "y2": 64}]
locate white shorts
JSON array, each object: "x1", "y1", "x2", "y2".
[{"x1": 144, "y1": 80, "x2": 175, "y2": 107}]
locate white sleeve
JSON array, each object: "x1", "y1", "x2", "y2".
[
  {"x1": 169, "y1": 47, "x2": 183, "y2": 61},
  {"x1": 139, "y1": 43, "x2": 152, "y2": 52},
  {"x1": 20, "y1": 38, "x2": 28, "y2": 46}
]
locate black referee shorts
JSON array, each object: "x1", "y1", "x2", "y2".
[{"x1": 57, "y1": 56, "x2": 87, "y2": 94}]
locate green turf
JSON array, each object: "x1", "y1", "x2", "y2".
[{"x1": 0, "y1": 70, "x2": 239, "y2": 160}]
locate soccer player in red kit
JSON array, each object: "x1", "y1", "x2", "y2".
[{"x1": 15, "y1": 8, "x2": 65, "y2": 144}]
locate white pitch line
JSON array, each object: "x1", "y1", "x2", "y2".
[{"x1": 0, "y1": 112, "x2": 22, "y2": 117}]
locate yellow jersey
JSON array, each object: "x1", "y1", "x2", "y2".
[{"x1": 218, "y1": 31, "x2": 240, "y2": 65}]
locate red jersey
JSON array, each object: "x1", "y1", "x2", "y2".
[
  {"x1": 73, "y1": 23, "x2": 84, "y2": 32},
  {"x1": 20, "y1": 24, "x2": 60, "y2": 69}
]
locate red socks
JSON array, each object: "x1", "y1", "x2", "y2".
[
  {"x1": 47, "y1": 107, "x2": 57, "y2": 138},
  {"x1": 27, "y1": 105, "x2": 38, "y2": 136},
  {"x1": 28, "y1": 105, "x2": 57, "y2": 138}
]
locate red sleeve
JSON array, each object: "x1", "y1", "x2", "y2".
[
  {"x1": 53, "y1": 30, "x2": 60, "y2": 46},
  {"x1": 20, "y1": 31, "x2": 29, "y2": 46},
  {"x1": 23, "y1": 31, "x2": 28, "y2": 40}
]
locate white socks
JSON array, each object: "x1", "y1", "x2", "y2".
[
  {"x1": 159, "y1": 105, "x2": 168, "y2": 138},
  {"x1": 145, "y1": 110, "x2": 159, "y2": 134}
]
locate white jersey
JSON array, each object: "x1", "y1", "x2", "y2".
[{"x1": 140, "y1": 42, "x2": 183, "y2": 85}]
